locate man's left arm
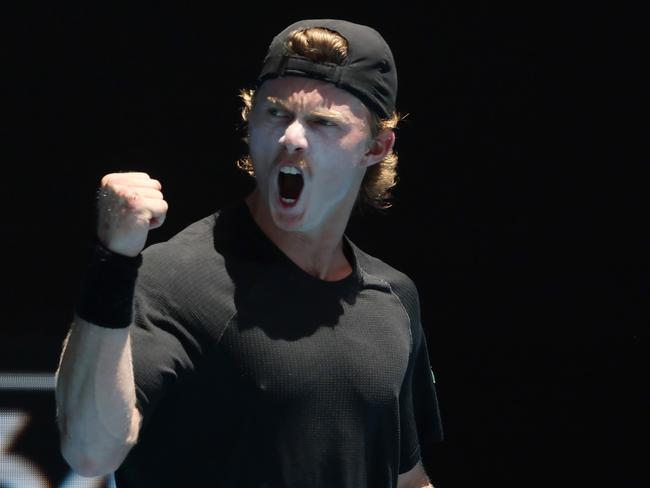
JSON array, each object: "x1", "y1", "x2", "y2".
[{"x1": 397, "y1": 460, "x2": 433, "y2": 488}]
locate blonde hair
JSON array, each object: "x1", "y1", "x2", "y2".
[{"x1": 237, "y1": 27, "x2": 402, "y2": 212}]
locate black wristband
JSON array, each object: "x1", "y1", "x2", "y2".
[{"x1": 75, "y1": 241, "x2": 143, "y2": 328}]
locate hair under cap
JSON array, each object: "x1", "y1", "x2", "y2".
[{"x1": 257, "y1": 19, "x2": 398, "y2": 118}]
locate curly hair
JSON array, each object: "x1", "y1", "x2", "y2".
[{"x1": 237, "y1": 27, "x2": 401, "y2": 213}]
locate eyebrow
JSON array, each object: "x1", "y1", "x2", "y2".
[{"x1": 265, "y1": 97, "x2": 350, "y2": 124}]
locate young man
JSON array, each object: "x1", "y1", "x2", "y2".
[{"x1": 55, "y1": 19, "x2": 443, "y2": 487}]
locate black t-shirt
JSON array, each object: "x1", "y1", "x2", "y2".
[{"x1": 114, "y1": 200, "x2": 443, "y2": 487}]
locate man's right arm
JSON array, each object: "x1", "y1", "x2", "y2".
[{"x1": 55, "y1": 172, "x2": 167, "y2": 476}]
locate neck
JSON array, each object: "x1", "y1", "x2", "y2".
[{"x1": 245, "y1": 190, "x2": 355, "y2": 282}]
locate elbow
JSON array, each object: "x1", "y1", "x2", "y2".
[
  {"x1": 56, "y1": 401, "x2": 142, "y2": 476},
  {"x1": 59, "y1": 418, "x2": 137, "y2": 477},
  {"x1": 61, "y1": 441, "x2": 110, "y2": 477},
  {"x1": 61, "y1": 436, "x2": 134, "y2": 477},
  {"x1": 61, "y1": 453, "x2": 105, "y2": 478}
]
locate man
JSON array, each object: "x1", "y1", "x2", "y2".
[{"x1": 55, "y1": 19, "x2": 443, "y2": 487}]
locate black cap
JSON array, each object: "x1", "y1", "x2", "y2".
[{"x1": 257, "y1": 19, "x2": 397, "y2": 118}]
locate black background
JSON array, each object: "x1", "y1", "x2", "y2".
[{"x1": 2, "y1": 2, "x2": 646, "y2": 487}]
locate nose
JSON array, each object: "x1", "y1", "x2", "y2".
[{"x1": 278, "y1": 119, "x2": 308, "y2": 153}]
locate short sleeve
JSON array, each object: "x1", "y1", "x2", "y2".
[
  {"x1": 398, "y1": 321, "x2": 444, "y2": 473},
  {"x1": 129, "y1": 254, "x2": 203, "y2": 429}
]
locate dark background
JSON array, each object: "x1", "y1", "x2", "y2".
[{"x1": 2, "y1": 2, "x2": 645, "y2": 487}]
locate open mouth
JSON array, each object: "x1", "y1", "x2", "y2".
[{"x1": 278, "y1": 166, "x2": 304, "y2": 207}]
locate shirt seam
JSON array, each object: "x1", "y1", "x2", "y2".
[
  {"x1": 216, "y1": 310, "x2": 238, "y2": 346},
  {"x1": 382, "y1": 279, "x2": 414, "y2": 354}
]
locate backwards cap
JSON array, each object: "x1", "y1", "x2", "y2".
[{"x1": 256, "y1": 19, "x2": 398, "y2": 118}]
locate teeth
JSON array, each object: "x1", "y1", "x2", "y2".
[
  {"x1": 280, "y1": 166, "x2": 302, "y2": 175},
  {"x1": 281, "y1": 198, "x2": 297, "y2": 204}
]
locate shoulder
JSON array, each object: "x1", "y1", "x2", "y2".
[
  {"x1": 143, "y1": 213, "x2": 219, "y2": 266},
  {"x1": 136, "y1": 211, "x2": 231, "y2": 299},
  {"x1": 351, "y1": 240, "x2": 422, "y2": 319},
  {"x1": 133, "y1": 211, "x2": 239, "y2": 337}
]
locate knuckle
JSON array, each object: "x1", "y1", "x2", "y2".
[
  {"x1": 125, "y1": 193, "x2": 140, "y2": 208},
  {"x1": 100, "y1": 174, "x2": 114, "y2": 187}
]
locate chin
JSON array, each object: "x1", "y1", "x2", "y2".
[
  {"x1": 272, "y1": 214, "x2": 309, "y2": 233},
  {"x1": 269, "y1": 199, "x2": 308, "y2": 232}
]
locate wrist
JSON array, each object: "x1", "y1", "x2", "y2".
[{"x1": 74, "y1": 240, "x2": 143, "y2": 329}]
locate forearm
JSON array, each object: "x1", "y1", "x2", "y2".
[
  {"x1": 398, "y1": 479, "x2": 433, "y2": 488},
  {"x1": 55, "y1": 315, "x2": 141, "y2": 476},
  {"x1": 406, "y1": 481, "x2": 433, "y2": 488},
  {"x1": 397, "y1": 460, "x2": 434, "y2": 488},
  {"x1": 400, "y1": 480, "x2": 433, "y2": 488}
]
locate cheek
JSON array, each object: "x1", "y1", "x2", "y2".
[
  {"x1": 248, "y1": 129, "x2": 274, "y2": 185},
  {"x1": 248, "y1": 126, "x2": 274, "y2": 162},
  {"x1": 340, "y1": 129, "x2": 371, "y2": 159},
  {"x1": 248, "y1": 125, "x2": 263, "y2": 151},
  {"x1": 311, "y1": 149, "x2": 364, "y2": 196}
]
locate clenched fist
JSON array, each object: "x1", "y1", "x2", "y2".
[{"x1": 96, "y1": 172, "x2": 168, "y2": 257}]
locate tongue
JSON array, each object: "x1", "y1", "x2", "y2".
[{"x1": 278, "y1": 173, "x2": 304, "y2": 200}]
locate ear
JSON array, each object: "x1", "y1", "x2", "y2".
[{"x1": 361, "y1": 129, "x2": 395, "y2": 168}]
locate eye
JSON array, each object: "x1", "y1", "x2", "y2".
[
  {"x1": 313, "y1": 117, "x2": 337, "y2": 127},
  {"x1": 268, "y1": 107, "x2": 289, "y2": 118}
]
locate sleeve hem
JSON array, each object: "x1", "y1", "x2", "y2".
[{"x1": 399, "y1": 445, "x2": 421, "y2": 474}]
